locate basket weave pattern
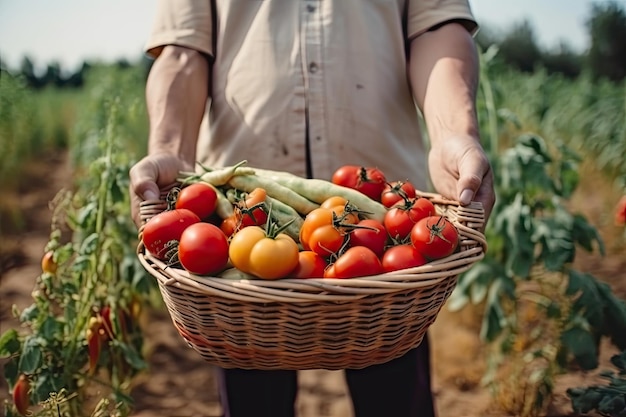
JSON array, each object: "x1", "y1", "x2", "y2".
[{"x1": 137, "y1": 191, "x2": 486, "y2": 370}]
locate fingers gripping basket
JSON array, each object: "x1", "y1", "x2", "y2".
[{"x1": 137, "y1": 191, "x2": 487, "y2": 370}]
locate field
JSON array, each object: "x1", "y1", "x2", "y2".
[{"x1": 1, "y1": 58, "x2": 625, "y2": 417}]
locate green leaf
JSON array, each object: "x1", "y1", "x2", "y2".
[
  {"x1": 449, "y1": 261, "x2": 502, "y2": 311},
  {"x1": 19, "y1": 336, "x2": 44, "y2": 374},
  {"x1": 572, "y1": 213, "x2": 605, "y2": 255},
  {"x1": 610, "y1": 351, "x2": 626, "y2": 373},
  {"x1": 561, "y1": 326, "x2": 599, "y2": 370},
  {"x1": 114, "y1": 340, "x2": 147, "y2": 370},
  {"x1": 39, "y1": 316, "x2": 62, "y2": 340},
  {"x1": 19, "y1": 304, "x2": 39, "y2": 322},
  {"x1": 79, "y1": 232, "x2": 100, "y2": 254},
  {"x1": 0, "y1": 329, "x2": 21, "y2": 357},
  {"x1": 567, "y1": 270, "x2": 605, "y2": 328}
]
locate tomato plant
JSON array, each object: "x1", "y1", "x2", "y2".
[
  {"x1": 381, "y1": 244, "x2": 427, "y2": 272},
  {"x1": 142, "y1": 208, "x2": 200, "y2": 260},
  {"x1": 410, "y1": 215, "x2": 459, "y2": 260},
  {"x1": 289, "y1": 250, "x2": 328, "y2": 279},
  {"x1": 229, "y1": 223, "x2": 299, "y2": 280},
  {"x1": 178, "y1": 222, "x2": 230, "y2": 275},
  {"x1": 175, "y1": 182, "x2": 218, "y2": 220},
  {"x1": 324, "y1": 246, "x2": 383, "y2": 279},
  {"x1": 381, "y1": 180, "x2": 416, "y2": 208},
  {"x1": 348, "y1": 218, "x2": 388, "y2": 257}
]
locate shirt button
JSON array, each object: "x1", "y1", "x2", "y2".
[
  {"x1": 307, "y1": 4, "x2": 316, "y2": 12},
  {"x1": 309, "y1": 62, "x2": 318, "y2": 73}
]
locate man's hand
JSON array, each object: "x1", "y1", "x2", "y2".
[
  {"x1": 428, "y1": 135, "x2": 494, "y2": 222},
  {"x1": 129, "y1": 153, "x2": 193, "y2": 228}
]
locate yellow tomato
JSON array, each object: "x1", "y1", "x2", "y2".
[{"x1": 228, "y1": 226, "x2": 299, "y2": 280}]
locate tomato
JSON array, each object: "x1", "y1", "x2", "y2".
[
  {"x1": 383, "y1": 197, "x2": 436, "y2": 241},
  {"x1": 300, "y1": 207, "x2": 349, "y2": 256},
  {"x1": 41, "y1": 250, "x2": 57, "y2": 274},
  {"x1": 12, "y1": 374, "x2": 30, "y2": 416},
  {"x1": 308, "y1": 225, "x2": 346, "y2": 257},
  {"x1": 235, "y1": 187, "x2": 268, "y2": 228},
  {"x1": 325, "y1": 246, "x2": 383, "y2": 279},
  {"x1": 178, "y1": 222, "x2": 230, "y2": 275},
  {"x1": 175, "y1": 182, "x2": 218, "y2": 220},
  {"x1": 320, "y1": 196, "x2": 350, "y2": 209},
  {"x1": 332, "y1": 166, "x2": 387, "y2": 201},
  {"x1": 220, "y1": 215, "x2": 239, "y2": 237},
  {"x1": 411, "y1": 215, "x2": 459, "y2": 260},
  {"x1": 381, "y1": 180, "x2": 417, "y2": 208},
  {"x1": 142, "y1": 209, "x2": 201, "y2": 260},
  {"x1": 321, "y1": 196, "x2": 361, "y2": 224},
  {"x1": 381, "y1": 244, "x2": 427, "y2": 272},
  {"x1": 229, "y1": 225, "x2": 299, "y2": 280},
  {"x1": 348, "y1": 219, "x2": 388, "y2": 257},
  {"x1": 220, "y1": 188, "x2": 268, "y2": 237},
  {"x1": 615, "y1": 195, "x2": 626, "y2": 226},
  {"x1": 289, "y1": 251, "x2": 328, "y2": 279},
  {"x1": 331, "y1": 165, "x2": 360, "y2": 189}
]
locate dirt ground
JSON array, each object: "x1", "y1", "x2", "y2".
[{"x1": 1, "y1": 151, "x2": 624, "y2": 417}]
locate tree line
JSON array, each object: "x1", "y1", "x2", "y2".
[{"x1": 2, "y1": 1, "x2": 625, "y2": 89}]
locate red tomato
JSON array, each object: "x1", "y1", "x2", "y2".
[
  {"x1": 331, "y1": 166, "x2": 387, "y2": 201},
  {"x1": 615, "y1": 195, "x2": 626, "y2": 226},
  {"x1": 331, "y1": 165, "x2": 360, "y2": 189},
  {"x1": 410, "y1": 216, "x2": 459, "y2": 260},
  {"x1": 355, "y1": 167, "x2": 387, "y2": 201},
  {"x1": 142, "y1": 209, "x2": 201, "y2": 260},
  {"x1": 381, "y1": 180, "x2": 417, "y2": 208},
  {"x1": 326, "y1": 246, "x2": 383, "y2": 279},
  {"x1": 381, "y1": 244, "x2": 427, "y2": 273},
  {"x1": 175, "y1": 182, "x2": 218, "y2": 220},
  {"x1": 290, "y1": 251, "x2": 328, "y2": 279},
  {"x1": 348, "y1": 219, "x2": 388, "y2": 257},
  {"x1": 178, "y1": 223, "x2": 228, "y2": 275},
  {"x1": 178, "y1": 222, "x2": 230, "y2": 275},
  {"x1": 383, "y1": 197, "x2": 436, "y2": 241}
]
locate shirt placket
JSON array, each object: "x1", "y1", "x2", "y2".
[{"x1": 301, "y1": 0, "x2": 328, "y2": 179}]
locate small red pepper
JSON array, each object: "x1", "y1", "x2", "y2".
[{"x1": 13, "y1": 374, "x2": 30, "y2": 415}]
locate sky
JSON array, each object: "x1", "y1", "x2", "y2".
[{"x1": 0, "y1": 0, "x2": 609, "y2": 74}]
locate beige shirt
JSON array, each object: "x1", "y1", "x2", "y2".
[{"x1": 146, "y1": 0, "x2": 476, "y2": 188}]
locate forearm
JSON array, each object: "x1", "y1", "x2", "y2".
[
  {"x1": 146, "y1": 45, "x2": 211, "y2": 165},
  {"x1": 409, "y1": 22, "x2": 479, "y2": 145}
]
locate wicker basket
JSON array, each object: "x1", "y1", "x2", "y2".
[{"x1": 137, "y1": 190, "x2": 487, "y2": 370}]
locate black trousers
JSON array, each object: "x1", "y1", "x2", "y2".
[{"x1": 217, "y1": 333, "x2": 435, "y2": 417}]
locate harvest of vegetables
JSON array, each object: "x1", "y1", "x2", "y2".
[
  {"x1": 136, "y1": 160, "x2": 486, "y2": 370},
  {"x1": 141, "y1": 160, "x2": 465, "y2": 280}
]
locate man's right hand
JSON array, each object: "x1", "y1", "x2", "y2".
[{"x1": 129, "y1": 153, "x2": 193, "y2": 228}]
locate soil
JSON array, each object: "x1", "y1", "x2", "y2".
[{"x1": 1, "y1": 151, "x2": 624, "y2": 417}]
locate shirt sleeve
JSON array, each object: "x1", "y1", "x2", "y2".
[
  {"x1": 406, "y1": 0, "x2": 478, "y2": 40},
  {"x1": 145, "y1": 0, "x2": 213, "y2": 58}
]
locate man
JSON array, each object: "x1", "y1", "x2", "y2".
[{"x1": 130, "y1": 1, "x2": 495, "y2": 416}]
